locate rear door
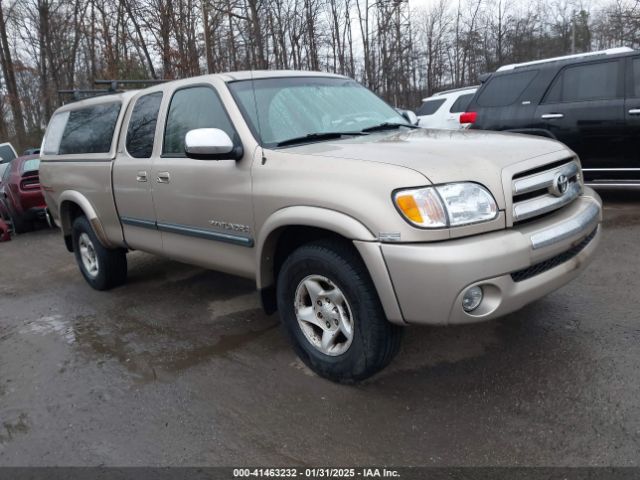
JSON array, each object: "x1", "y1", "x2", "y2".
[
  {"x1": 623, "y1": 55, "x2": 640, "y2": 177},
  {"x1": 113, "y1": 91, "x2": 164, "y2": 254},
  {"x1": 535, "y1": 59, "x2": 625, "y2": 172}
]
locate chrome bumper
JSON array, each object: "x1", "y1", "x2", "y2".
[{"x1": 530, "y1": 201, "x2": 600, "y2": 250}]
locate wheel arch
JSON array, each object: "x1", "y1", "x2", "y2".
[
  {"x1": 256, "y1": 207, "x2": 404, "y2": 324},
  {"x1": 58, "y1": 191, "x2": 113, "y2": 251}
]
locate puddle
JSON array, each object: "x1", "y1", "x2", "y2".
[
  {"x1": 70, "y1": 306, "x2": 279, "y2": 383},
  {"x1": 19, "y1": 315, "x2": 76, "y2": 344},
  {"x1": 14, "y1": 298, "x2": 279, "y2": 382}
]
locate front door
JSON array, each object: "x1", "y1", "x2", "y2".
[
  {"x1": 534, "y1": 58, "x2": 625, "y2": 178},
  {"x1": 151, "y1": 83, "x2": 255, "y2": 278},
  {"x1": 113, "y1": 91, "x2": 164, "y2": 254}
]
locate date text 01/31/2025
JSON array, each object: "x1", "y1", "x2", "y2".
[{"x1": 232, "y1": 468, "x2": 400, "y2": 478}]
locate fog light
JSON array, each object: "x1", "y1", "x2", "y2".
[{"x1": 462, "y1": 286, "x2": 483, "y2": 312}]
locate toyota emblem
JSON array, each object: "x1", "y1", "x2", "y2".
[{"x1": 552, "y1": 174, "x2": 569, "y2": 196}]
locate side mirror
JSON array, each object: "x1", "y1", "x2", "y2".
[
  {"x1": 184, "y1": 128, "x2": 243, "y2": 160},
  {"x1": 400, "y1": 109, "x2": 418, "y2": 126}
]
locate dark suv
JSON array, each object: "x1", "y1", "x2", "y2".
[{"x1": 465, "y1": 47, "x2": 639, "y2": 186}]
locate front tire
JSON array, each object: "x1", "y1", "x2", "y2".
[
  {"x1": 277, "y1": 239, "x2": 402, "y2": 383},
  {"x1": 72, "y1": 216, "x2": 127, "y2": 290}
]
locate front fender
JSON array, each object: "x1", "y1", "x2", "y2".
[
  {"x1": 255, "y1": 206, "x2": 406, "y2": 325},
  {"x1": 256, "y1": 206, "x2": 377, "y2": 288}
]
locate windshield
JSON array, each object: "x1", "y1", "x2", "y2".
[
  {"x1": 21, "y1": 158, "x2": 40, "y2": 174},
  {"x1": 228, "y1": 77, "x2": 409, "y2": 147}
]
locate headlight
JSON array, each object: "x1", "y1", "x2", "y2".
[{"x1": 394, "y1": 182, "x2": 498, "y2": 228}]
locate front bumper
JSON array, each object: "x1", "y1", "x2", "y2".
[{"x1": 375, "y1": 189, "x2": 601, "y2": 325}]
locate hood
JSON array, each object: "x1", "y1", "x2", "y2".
[{"x1": 282, "y1": 128, "x2": 569, "y2": 203}]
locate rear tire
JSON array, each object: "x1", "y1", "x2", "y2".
[
  {"x1": 277, "y1": 239, "x2": 402, "y2": 383},
  {"x1": 72, "y1": 216, "x2": 127, "y2": 290}
]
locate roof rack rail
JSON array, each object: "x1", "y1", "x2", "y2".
[
  {"x1": 94, "y1": 79, "x2": 168, "y2": 90},
  {"x1": 58, "y1": 79, "x2": 167, "y2": 103},
  {"x1": 431, "y1": 85, "x2": 479, "y2": 97},
  {"x1": 497, "y1": 47, "x2": 634, "y2": 72}
]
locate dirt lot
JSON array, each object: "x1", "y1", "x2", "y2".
[{"x1": 0, "y1": 191, "x2": 639, "y2": 466}]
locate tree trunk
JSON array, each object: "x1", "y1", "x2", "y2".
[{"x1": 0, "y1": 1, "x2": 26, "y2": 146}]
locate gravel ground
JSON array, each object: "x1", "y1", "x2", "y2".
[{"x1": 0, "y1": 190, "x2": 639, "y2": 466}]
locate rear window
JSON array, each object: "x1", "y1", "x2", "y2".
[
  {"x1": 44, "y1": 102, "x2": 121, "y2": 155},
  {"x1": 544, "y1": 60, "x2": 620, "y2": 103},
  {"x1": 417, "y1": 98, "x2": 446, "y2": 116},
  {"x1": 21, "y1": 158, "x2": 40, "y2": 174},
  {"x1": 476, "y1": 70, "x2": 538, "y2": 107},
  {"x1": 449, "y1": 93, "x2": 475, "y2": 113}
]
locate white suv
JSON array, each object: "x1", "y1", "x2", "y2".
[{"x1": 416, "y1": 86, "x2": 478, "y2": 129}]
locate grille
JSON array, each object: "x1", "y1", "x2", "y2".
[
  {"x1": 511, "y1": 159, "x2": 582, "y2": 224},
  {"x1": 511, "y1": 228, "x2": 597, "y2": 282}
]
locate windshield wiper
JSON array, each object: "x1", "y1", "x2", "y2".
[
  {"x1": 276, "y1": 131, "x2": 367, "y2": 147},
  {"x1": 361, "y1": 122, "x2": 419, "y2": 133}
]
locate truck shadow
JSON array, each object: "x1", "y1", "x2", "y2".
[{"x1": 68, "y1": 245, "x2": 596, "y2": 399}]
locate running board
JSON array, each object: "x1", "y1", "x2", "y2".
[{"x1": 585, "y1": 182, "x2": 640, "y2": 189}]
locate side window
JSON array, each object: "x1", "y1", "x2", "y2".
[
  {"x1": 163, "y1": 86, "x2": 237, "y2": 155},
  {"x1": 544, "y1": 60, "x2": 620, "y2": 103},
  {"x1": 0, "y1": 144, "x2": 16, "y2": 164},
  {"x1": 58, "y1": 103, "x2": 121, "y2": 155},
  {"x1": 126, "y1": 92, "x2": 163, "y2": 158},
  {"x1": 631, "y1": 58, "x2": 640, "y2": 97},
  {"x1": 416, "y1": 98, "x2": 445, "y2": 116},
  {"x1": 449, "y1": 93, "x2": 475, "y2": 113},
  {"x1": 476, "y1": 70, "x2": 538, "y2": 107}
]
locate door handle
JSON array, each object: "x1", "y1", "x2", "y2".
[
  {"x1": 541, "y1": 113, "x2": 564, "y2": 119},
  {"x1": 628, "y1": 109, "x2": 640, "y2": 115},
  {"x1": 136, "y1": 171, "x2": 148, "y2": 182},
  {"x1": 157, "y1": 172, "x2": 171, "y2": 183}
]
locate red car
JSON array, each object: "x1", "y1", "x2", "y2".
[{"x1": 0, "y1": 154, "x2": 47, "y2": 233}]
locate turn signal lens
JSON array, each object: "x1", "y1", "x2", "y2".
[
  {"x1": 394, "y1": 188, "x2": 447, "y2": 228},
  {"x1": 395, "y1": 195, "x2": 423, "y2": 223}
]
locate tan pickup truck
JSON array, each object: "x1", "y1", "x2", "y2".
[{"x1": 39, "y1": 71, "x2": 602, "y2": 382}]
